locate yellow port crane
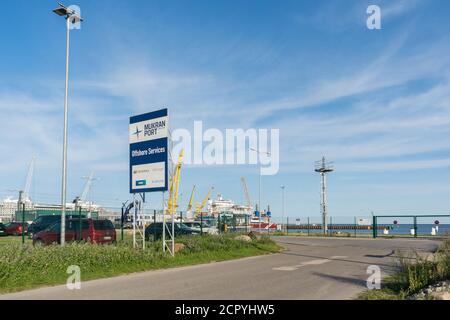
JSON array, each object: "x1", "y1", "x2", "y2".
[
  {"x1": 195, "y1": 187, "x2": 214, "y2": 217},
  {"x1": 167, "y1": 149, "x2": 184, "y2": 215},
  {"x1": 186, "y1": 185, "x2": 196, "y2": 213}
]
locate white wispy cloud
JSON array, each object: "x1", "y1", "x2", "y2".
[{"x1": 382, "y1": 0, "x2": 423, "y2": 19}]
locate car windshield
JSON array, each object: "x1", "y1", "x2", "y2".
[
  {"x1": 34, "y1": 216, "x2": 57, "y2": 224},
  {"x1": 93, "y1": 220, "x2": 114, "y2": 230},
  {"x1": 184, "y1": 223, "x2": 196, "y2": 227},
  {"x1": 67, "y1": 220, "x2": 90, "y2": 231},
  {"x1": 191, "y1": 223, "x2": 202, "y2": 228},
  {"x1": 47, "y1": 222, "x2": 61, "y2": 232},
  {"x1": 33, "y1": 217, "x2": 43, "y2": 224},
  {"x1": 189, "y1": 222, "x2": 209, "y2": 228}
]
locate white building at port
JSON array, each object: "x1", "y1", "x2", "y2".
[
  {"x1": 0, "y1": 163, "x2": 109, "y2": 222},
  {"x1": 208, "y1": 194, "x2": 253, "y2": 216},
  {"x1": 0, "y1": 197, "x2": 34, "y2": 222}
]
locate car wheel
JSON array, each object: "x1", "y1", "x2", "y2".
[{"x1": 33, "y1": 239, "x2": 44, "y2": 247}]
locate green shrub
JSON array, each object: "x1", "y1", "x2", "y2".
[{"x1": 359, "y1": 239, "x2": 450, "y2": 299}]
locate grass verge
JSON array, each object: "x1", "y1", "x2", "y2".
[
  {"x1": 359, "y1": 239, "x2": 450, "y2": 300},
  {"x1": 0, "y1": 234, "x2": 279, "y2": 294}
]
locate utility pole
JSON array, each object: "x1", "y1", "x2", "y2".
[
  {"x1": 18, "y1": 190, "x2": 25, "y2": 244},
  {"x1": 121, "y1": 201, "x2": 129, "y2": 242},
  {"x1": 72, "y1": 196, "x2": 82, "y2": 241},
  {"x1": 315, "y1": 157, "x2": 334, "y2": 235}
]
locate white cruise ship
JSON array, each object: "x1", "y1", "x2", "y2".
[{"x1": 207, "y1": 194, "x2": 253, "y2": 216}]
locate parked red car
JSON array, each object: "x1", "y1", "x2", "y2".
[
  {"x1": 33, "y1": 219, "x2": 116, "y2": 246},
  {"x1": 4, "y1": 222, "x2": 28, "y2": 236}
]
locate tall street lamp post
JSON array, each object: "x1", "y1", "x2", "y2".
[
  {"x1": 250, "y1": 148, "x2": 271, "y2": 233},
  {"x1": 53, "y1": 3, "x2": 83, "y2": 246},
  {"x1": 281, "y1": 185, "x2": 285, "y2": 233}
]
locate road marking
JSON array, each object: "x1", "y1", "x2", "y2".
[
  {"x1": 273, "y1": 266, "x2": 301, "y2": 271},
  {"x1": 273, "y1": 256, "x2": 348, "y2": 271}
]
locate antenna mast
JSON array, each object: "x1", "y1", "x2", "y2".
[{"x1": 315, "y1": 157, "x2": 334, "y2": 235}]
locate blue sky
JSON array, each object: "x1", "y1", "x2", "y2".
[{"x1": 1, "y1": 0, "x2": 450, "y2": 219}]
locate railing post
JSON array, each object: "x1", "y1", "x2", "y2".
[
  {"x1": 307, "y1": 217, "x2": 310, "y2": 236},
  {"x1": 200, "y1": 213, "x2": 203, "y2": 236},
  {"x1": 354, "y1": 216, "x2": 357, "y2": 238},
  {"x1": 121, "y1": 206, "x2": 124, "y2": 242},
  {"x1": 372, "y1": 216, "x2": 377, "y2": 239},
  {"x1": 329, "y1": 216, "x2": 332, "y2": 237},
  {"x1": 22, "y1": 203, "x2": 25, "y2": 245},
  {"x1": 154, "y1": 210, "x2": 157, "y2": 242},
  {"x1": 79, "y1": 206, "x2": 82, "y2": 242},
  {"x1": 287, "y1": 217, "x2": 289, "y2": 234},
  {"x1": 413, "y1": 216, "x2": 417, "y2": 238},
  {"x1": 218, "y1": 214, "x2": 221, "y2": 235}
]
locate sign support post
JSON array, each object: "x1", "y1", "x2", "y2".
[{"x1": 129, "y1": 109, "x2": 169, "y2": 251}]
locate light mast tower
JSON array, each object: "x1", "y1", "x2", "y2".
[{"x1": 315, "y1": 157, "x2": 334, "y2": 235}]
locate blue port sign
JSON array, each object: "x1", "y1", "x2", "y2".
[{"x1": 129, "y1": 109, "x2": 168, "y2": 193}]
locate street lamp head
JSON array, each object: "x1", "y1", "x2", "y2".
[
  {"x1": 53, "y1": 3, "x2": 84, "y2": 22},
  {"x1": 53, "y1": 7, "x2": 69, "y2": 16},
  {"x1": 53, "y1": 3, "x2": 71, "y2": 16}
]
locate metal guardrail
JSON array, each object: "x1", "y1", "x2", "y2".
[
  {"x1": 372, "y1": 215, "x2": 450, "y2": 239},
  {"x1": 274, "y1": 215, "x2": 450, "y2": 239}
]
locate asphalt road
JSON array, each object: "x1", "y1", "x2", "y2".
[{"x1": 0, "y1": 237, "x2": 441, "y2": 300}]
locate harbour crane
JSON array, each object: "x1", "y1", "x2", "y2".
[
  {"x1": 195, "y1": 187, "x2": 214, "y2": 216},
  {"x1": 7, "y1": 157, "x2": 36, "y2": 211},
  {"x1": 80, "y1": 172, "x2": 98, "y2": 202},
  {"x1": 22, "y1": 156, "x2": 36, "y2": 202},
  {"x1": 186, "y1": 185, "x2": 196, "y2": 216},
  {"x1": 167, "y1": 149, "x2": 184, "y2": 215}
]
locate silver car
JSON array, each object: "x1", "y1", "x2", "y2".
[{"x1": 183, "y1": 221, "x2": 218, "y2": 235}]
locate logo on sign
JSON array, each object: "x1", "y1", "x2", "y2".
[
  {"x1": 133, "y1": 126, "x2": 143, "y2": 140},
  {"x1": 136, "y1": 180, "x2": 147, "y2": 186}
]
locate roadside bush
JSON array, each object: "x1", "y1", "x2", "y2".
[
  {"x1": 360, "y1": 239, "x2": 450, "y2": 299},
  {"x1": 435, "y1": 240, "x2": 450, "y2": 279},
  {"x1": 399, "y1": 255, "x2": 438, "y2": 295}
]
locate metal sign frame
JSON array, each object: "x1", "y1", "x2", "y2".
[{"x1": 129, "y1": 108, "x2": 174, "y2": 253}]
